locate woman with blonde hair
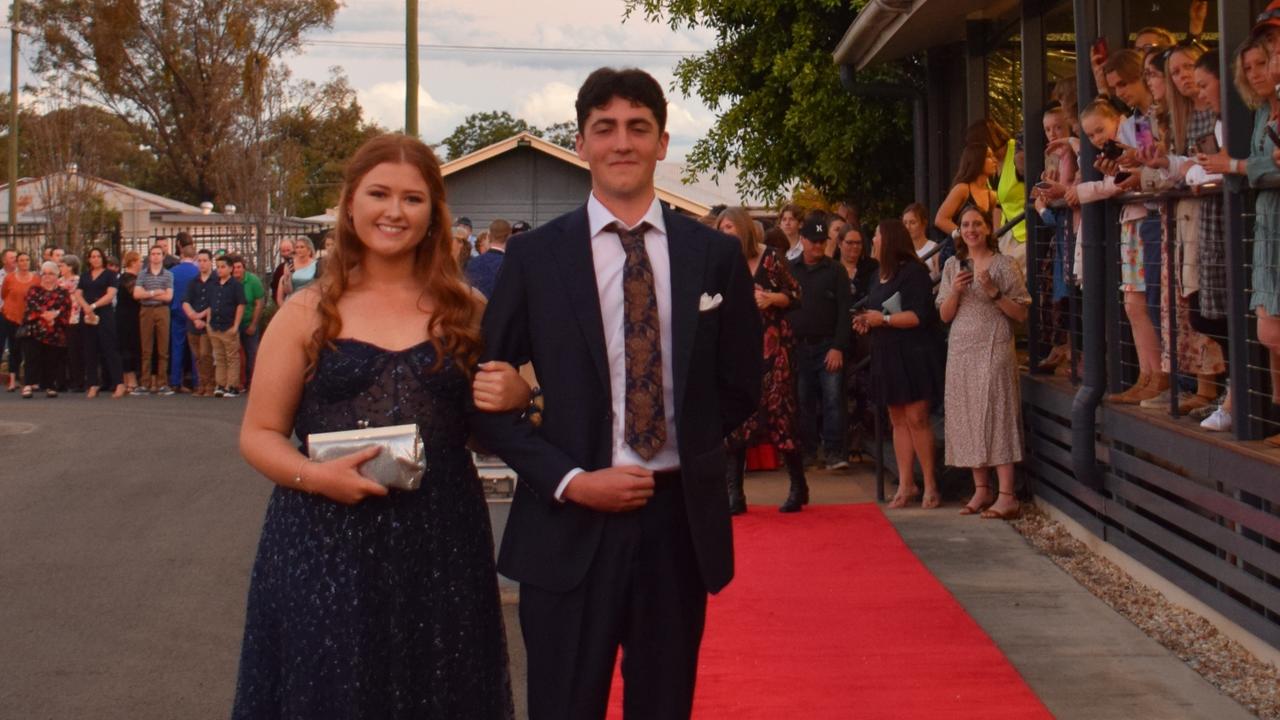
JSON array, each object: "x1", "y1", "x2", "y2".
[{"x1": 232, "y1": 134, "x2": 525, "y2": 717}]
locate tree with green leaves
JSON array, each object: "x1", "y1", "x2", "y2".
[
  {"x1": 623, "y1": 0, "x2": 917, "y2": 218},
  {"x1": 27, "y1": 0, "x2": 340, "y2": 206},
  {"x1": 441, "y1": 111, "x2": 536, "y2": 160},
  {"x1": 441, "y1": 113, "x2": 578, "y2": 160}
]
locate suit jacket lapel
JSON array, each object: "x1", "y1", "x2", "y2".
[
  {"x1": 550, "y1": 205, "x2": 612, "y2": 400},
  {"x1": 664, "y1": 208, "x2": 705, "y2": 424}
]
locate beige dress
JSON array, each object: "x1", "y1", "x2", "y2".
[{"x1": 937, "y1": 254, "x2": 1031, "y2": 467}]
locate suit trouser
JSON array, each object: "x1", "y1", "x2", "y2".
[
  {"x1": 138, "y1": 305, "x2": 170, "y2": 387},
  {"x1": 519, "y1": 474, "x2": 706, "y2": 720},
  {"x1": 208, "y1": 327, "x2": 241, "y2": 388},
  {"x1": 187, "y1": 332, "x2": 215, "y2": 391}
]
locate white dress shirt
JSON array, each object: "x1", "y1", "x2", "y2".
[{"x1": 555, "y1": 192, "x2": 681, "y2": 499}]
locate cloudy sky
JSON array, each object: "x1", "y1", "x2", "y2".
[{"x1": 1, "y1": 0, "x2": 719, "y2": 160}]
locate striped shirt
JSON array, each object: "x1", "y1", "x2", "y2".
[{"x1": 137, "y1": 265, "x2": 174, "y2": 306}]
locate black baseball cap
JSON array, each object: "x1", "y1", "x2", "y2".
[
  {"x1": 511, "y1": 220, "x2": 531, "y2": 234},
  {"x1": 455, "y1": 216, "x2": 472, "y2": 228},
  {"x1": 800, "y1": 212, "x2": 829, "y2": 242}
]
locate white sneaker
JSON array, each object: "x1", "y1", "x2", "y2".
[{"x1": 1200, "y1": 407, "x2": 1232, "y2": 432}]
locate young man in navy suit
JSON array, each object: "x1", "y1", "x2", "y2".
[{"x1": 473, "y1": 68, "x2": 762, "y2": 719}]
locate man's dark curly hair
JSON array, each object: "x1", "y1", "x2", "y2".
[{"x1": 575, "y1": 67, "x2": 667, "y2": 134}]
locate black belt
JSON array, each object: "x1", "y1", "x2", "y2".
[{"x1": 796, "y1": 335, "x2": 833, "y2": 345}]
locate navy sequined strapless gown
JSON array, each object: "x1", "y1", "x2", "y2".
[{"x1": 231, "y1": 339, "x2": 513, "y2": 719}]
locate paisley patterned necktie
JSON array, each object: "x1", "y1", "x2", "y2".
[{"x1": 608, "y1": 221, "x2": 666, "y2": 460}]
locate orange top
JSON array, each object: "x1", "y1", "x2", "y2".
[{"x1": 2, "y1": 271, "x2": 40, "y2": 324}]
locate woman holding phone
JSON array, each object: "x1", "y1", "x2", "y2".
[{"x1": 938, "y1": 206, "x2": 1030, "y2": 519}]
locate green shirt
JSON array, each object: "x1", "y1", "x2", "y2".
[{"x1": 240, "y1": 272, "x2": 265, "y2": 330}]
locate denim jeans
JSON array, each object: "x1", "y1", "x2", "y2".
[{"x1": 795, "y1": 340, "x2": 847, "y2": 463}]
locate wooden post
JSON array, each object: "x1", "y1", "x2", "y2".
[
  {"x1": 406, "y1": 0, "x2": 419, "y2": 138},
  {"x1": 8, "y1": 0, "x2": 20, "y2": 238}
]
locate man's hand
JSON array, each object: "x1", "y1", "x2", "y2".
[
  {"x1": 472, "y1": 360, "x2": 532, "y2": 412},
  {"x1": 245, "y1": 323, "x2": 258, "y2": 336},
  {"x1": 563, "y1": 466, "x2": 655, "y2": 512},
  {"x1": 824, "y1": 348, "x2": 844, "y2": 373},
  {"x1": 193, "y1": 318, "x2": 206, "y2": 330}
]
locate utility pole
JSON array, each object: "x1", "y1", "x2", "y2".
[
  {"x1": 406, "y1": 0, "x2": 419, "y2": 138},
  {"x1": 8, "y1": 0, "x2": 20, "y2": 239}
]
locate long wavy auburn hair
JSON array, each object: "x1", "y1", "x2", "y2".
[{"x1": 305, "y1": 133, "x2": 482, "y2": 378}]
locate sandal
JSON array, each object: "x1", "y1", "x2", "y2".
[
  {"x1": 959, "y1": 483, "x2": 991, "y2": 515},
  {"x1": 45, "y1": 389, "x2": 57, "y2": 398},
  {"x1": 980, "y1": 491, "x2": 1022, "y2": 520},
  {"x1": 887, "y1": 487, "x2": 919, "y2": 509},
  {"x1": 20, "y1": 386, "x2": 32, "y2": 398},
  {"x1": 86, "y1": 386, "x2": 100, "y2": 399},
  {"x1": 921, "y1": 491, "x2": 941, "y2": 510}
]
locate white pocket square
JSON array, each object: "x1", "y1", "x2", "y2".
[{"x1": 699, "y1": 293, "x2": 723, "y2": 312}]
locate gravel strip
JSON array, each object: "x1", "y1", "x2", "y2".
[{"x1": 1010, "y1": 504, "x2": 1280, "y2": 720}]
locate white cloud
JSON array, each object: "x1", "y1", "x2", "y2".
[
  {"x1": 358, "y1": 82, "x2": 469, "y2": 141},
  {"x1": 517, "y1": 82, "x2": 578, "y2": 127}
]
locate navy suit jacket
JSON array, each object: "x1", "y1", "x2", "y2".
[{"x1": 472, "y1": 203, "x2": 762, "y2": 593}]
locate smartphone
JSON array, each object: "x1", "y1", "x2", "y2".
[
  {"x1": 1195, "y1": 132, "x2": 1220, "y2": 156},
  {"x1": 1101, "y1": 139, "x2": 1124, "y2": 160},
  {"x1": 1034, "y1": 181, "x2": 1053, "y2": 191},
  {"x1": 1134, "y1": 116, "x2": 1156, "y2": 151},
  {"x1": 1092, "y1": 37, "x2": 1109, "y2": 62},
  {"x1": 960, "y1": 259, "x2": 974, "y2": 273}
]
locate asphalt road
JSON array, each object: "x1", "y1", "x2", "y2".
[{"x1": 0, "y1": 392, "x2": 527, "y2": 719}]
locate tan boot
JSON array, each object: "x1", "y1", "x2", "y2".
[
  {"x1": 1180, "y1": 374, "x2": 1218, "y2": 414},
  {"x1": 1133, "y1": 371, "x2": 1169, "y2": 402},
  {"x1": 1110, "y1": 371, "x2": 1150, "y2": 404}
]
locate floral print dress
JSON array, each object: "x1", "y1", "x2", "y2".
[{"x1": 728, "y1": 246, "x2": 802, "y2": 452}]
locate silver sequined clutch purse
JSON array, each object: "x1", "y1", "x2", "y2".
[{"x1": 307, "y1": 422, "x2": 426, "y2": 491}]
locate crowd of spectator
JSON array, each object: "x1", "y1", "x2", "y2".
[
  {"x1": 0, "y1": 232, "x2": 263, "y2": 400},
  {"x1": 1031, "y1": 2, "x2": 1280, "y2": 450}
]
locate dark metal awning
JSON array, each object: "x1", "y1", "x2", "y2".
[{"x1": 833, "y1": 0, "x2": 1021, "y2": 70}]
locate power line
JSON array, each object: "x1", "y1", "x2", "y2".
[{"x1": 302, "y1": 39, "x2": 701, "y2": 57}]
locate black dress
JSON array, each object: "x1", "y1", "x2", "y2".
[
  {"x1": 231, "y1": 339, "x2": 514, "y2": 720},
  {"x1": 116, "y1": 272, "x2": 141, "y2": 375},
  {"x1": 865, "y1": 262, "x2": 945, "y2": 407}
]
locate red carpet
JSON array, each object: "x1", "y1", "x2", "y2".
[{"x1": 607, "y1": 504, "x2": 1051, "y2": 719}]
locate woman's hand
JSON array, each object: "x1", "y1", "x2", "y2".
[
  {"x1": 977, "y1": 269, "x2": 999, "y2": 298},
  {"x1": 472, "y1": 360, "x2": 532, "y2": 412},
  {"x1": 852, "y1": 312, "x2": 871, "y2": 335},
  {"x1": 1137, "y1": 145, "x2": 1169, "y2": 169},
  {"x1": 1033, "y1": 181, "x2": 1067, "y2": 201},
  {"x1": 41, "y1": 309, "x2": 59, "y2": 323},
  {"x1": 1196, "y1": 150, "x2": 1232, "y2": 174},
  {"x1": 753, "y1": 286, "x2": 772, "y2": 310},
  {"x1": 952, "y1": 269, "x2": 974, "y2": 294},
  {"x1": 1064, "y1": 185, "x2": 1081, "y2": 207},
  {"x1": 303, "y1": 446, "x2": 390, "y2": 505}
]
